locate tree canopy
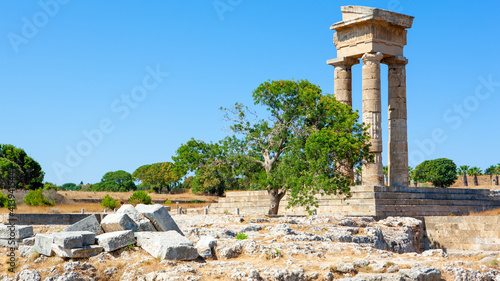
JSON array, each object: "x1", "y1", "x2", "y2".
[
  {"x1": 181, "y1": 79, "x2": 372, "y2": 214},
  {"x1": 132, "y1": 162, "x2": 183, "y2": 194},
  {"x1": 413, "y1": 158, "x2": 457, "y2": 188},
  {"x1": 0, "y1": 144, "x2": 44, "y2": 189},
  {"x1": 91, "y1": 170, "x2": 136, "y2": 192}
]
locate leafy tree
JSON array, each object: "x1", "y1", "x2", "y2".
[
  {"x1": 101, "y1": 194, "x2": 121, "y2": 209},
  {"x1": 383, "y1": 166, "x2": 388, "y2": 186},
  {"x1": 457, "y1": 165, "x2": 470, "y2": 187},
  {"x1": 408, "y1": 166, "x2": 416, "y2": 187},
  {"x1": 128, "y1": 190, "x2": 152, "y2": 205},
  {"x1": 0, "y1": 191, "x2": 16, "y2": 209},
  {"x1": 494, "y1": 164, "x2": 500, "y2": 186},
  {"x1": 60, "y1": 183, "x2": 81, "y2": 191},
  {"x1": 172, "y1": 139, "x2": 240, "y2": 196},
  {"x1": 413, "y1": 158, "x2": 457, "y2": 188},
  {"x1": 0, "y1": 144, "x2": 44, "y2": 189},
  {"x1": 132, "y1": 162, "x2": 183, "y2": 194},
  {"x1": 0, "y1": 158, "x2": 24, "y2": 189},
  {"x1": 92, "y1": 170, "x2": 136, "y2": 192},
  {"x1": 219, "y1": 79, "x2": 371, "y2": 215},
  {"x1": 468, "y1": 167, "x2": 482, "y2": 186}
]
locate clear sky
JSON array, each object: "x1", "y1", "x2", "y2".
[{"x1": 1, "y1": 1, "x2": 499, "y2": 185}]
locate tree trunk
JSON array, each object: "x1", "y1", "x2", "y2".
[
  {"x1": 473, "y1": 175, "x2": 478, "y2": 186},
  {"x1": 267, "y1": 188, "x2": 286, "y2": 215},
  {"x1": 463, "y1": 175, "x2": 468, "y2": 187},
  {"x1": 496, "y1": 175, "x2": 499, "y2": 185}
]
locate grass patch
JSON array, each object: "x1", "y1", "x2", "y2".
[{"x1": 236, "y1": 233, "x2": 248, "y2": 240}]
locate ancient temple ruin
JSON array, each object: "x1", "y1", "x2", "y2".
[{"x1": 327, "y1": 6, "x2": 414, "y2": 187}]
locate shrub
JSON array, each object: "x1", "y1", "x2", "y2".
[
  {"x1": 188, "y1": 199, "x2": 205, "y2": 203},
  {"x1": 235, "y1": 233, "x2": 248, "y2": 240},
  {"x1": 0, "y1": 192, "x2": 16, "y2": 209},
  {"x1": 23, "y1": 189, "x2": 55, "y2": 206},
  {"x1": 413, "y1": 158, "x2": 457, "y2": 188},
  {"x1": 43, "y1": 183, "x2": 59, "y2": 191},
  {"x1": 165, "y1": 200, "x2": 172, "y2": 204},
  {"x1": 128, "y1": 191, "x2": 152, "y2": 205},
  {"x1": 101, "y1": 194, "x2": 121, "y2": 209}
]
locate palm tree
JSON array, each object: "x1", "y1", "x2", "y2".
[
  {"x1": 457, "y1": 165, "x2": 470, "y2": 187},
  {"x1": 468, "y1": 167, "x2": 482, "y2": 186},
  {"x1": 495, "y1": 164, "x2": 500, "y2": 186},
  {"x1": 383, "y1": 166, "x2": 388, "y2": 186},
  {"x1": 485, "y1": 165, "x2": 497, "y2": 185}
]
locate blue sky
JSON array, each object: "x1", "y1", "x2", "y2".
[{"x1": 1, "y1": 1, "x2": 499, "y2": 185}]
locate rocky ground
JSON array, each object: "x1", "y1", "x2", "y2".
[{"x1": 1, "y1": 214, "x2": 499, "y2": 281}]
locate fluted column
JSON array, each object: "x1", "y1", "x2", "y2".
[
  {"x1": 384, "y1": 56, "x2": 409, "y2": 187},
  {"x1": 328, "y1": 57, "x2": 359, "y2": 183},
  {"x1": 361, "y1": 52, "x2": 384, "y2": 187}
]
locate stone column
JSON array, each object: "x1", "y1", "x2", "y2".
[
  {"x1": 384, "y1": 56, "x2": 409, "y2": 187},
  {"x1": 361, "y1": 52, "x2": 384, "y2": 187},
  {"x1": 328, "y1": 57, "x2": 359, "y2": 183},
  {"x1": 328, "y1": 57, "x2": 359, "y2": 106}
]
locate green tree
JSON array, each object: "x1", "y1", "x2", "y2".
[
  {"x1": 413, "y1": 158, "x2": 457, "y2": 188},
  {"x1": 468, "y1": 167, "x2": 482, "y2": 186},
  {"x1": 92, "y1": 170, "x2": 136, "y2": 192},
  {"x1": 220, "y1": 79, "x2": 371, "y2": 215},
  {"x1": 0, "y1": 144, "x2": 44, "y2": 189},
  {"x1": 172, "y1": 139, "x2": 240, "y2": 196},
  {"x1": 0, "y1": 158, "x2": 24, "y2": 189},
  {"x1": 23, "y1": 189, "x2": 55, "y2": 206},
  {"x1": 408, "y1": 166, "x2": 416, "y2": 187},
  {"x1": 133, "y1": 162, "x2": 183, "y2": 194},
  {"x1": 383, "y1": 166, "x2": 388, "y2": 186},
  {"x1": 457, "y1": 165, "x2": 470, "y2": 187},
  {"x1": 494, "y1": 164, "x2": 500, "y2": 186}
]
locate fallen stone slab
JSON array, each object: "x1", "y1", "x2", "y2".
[
  {"x1": 399, "y1": 266, "x2": 441, "y2": 281},
  {"x1": 52, "y1": 244, "x2": 104, "y2": 258},
  {"x1": 64, "y1": 214, "x2": 104, "y2": 235},
  {"x1": 52, "y1": 232, "x2": 83, "y2": 249},
  {"x1": 135, "y1": 231, "x2": 198, "y2": 260},
  {"x1": 135, "y1": 204, "x2": 183, "y2": 235},
  {"x1": 101, "y1": 213, "x2": 138, "y2": 233},
  {"x1": 117, "y1": 204, "x2": 156, "y2": 232},
  {"x1": 96, "y1": 230, "x2": 135, "y2": 252},
  {"x1": 0, "y1": 224, "x2": 33, "y2": 240},
  {"x1": 34, "y1": 234, "x2": 53, "y2": 256},
  {"x1": 22, "y1": 237, "x2": 35, "y2": 246},
  {"x1": 195, "y1": 236, "x2": 217, "y2": 259},
  {"x1": 54, "y1": 231, "x2": 95, "y2": 247}
]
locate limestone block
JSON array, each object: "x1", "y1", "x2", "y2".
[
  {"x1": 96, "y1": 230, "x2": 135, "y2": 252},
  {"x1": 0, "y1": 238, "x2": 20, "y2": 248},
  {"x1": 0, "y1": 224, "x2": 33, "y2": 240},
  {"x1": 18, "y1": 245, "x2": 35, "y2": 257},
  {"x1": 64, "y1": 214, "x2": 104, "y2": 235},
  {"x1": 52, "y1": 244, "x2": 103, "y2": 258},
  {"x1": 196, "y1": 236, "x2": 217, "y2": 258},
  {"x1": 398, "y1": 266, "x2": 441, "y2": 281},
  {"x1": 34, "y1": 234, "x2": 53, "y2": 256},
  {"x1": 52, "y1": 232, "x2": 83, "y2": 249},
  {"x1": 101, "y1": 213, "x2": 138, "y2": 233},
  {"x1": 117, "y1": 204, "x2": 156, "y2": 232},
  {"x1": 22, "y1": 237, "x2": 35, "y2": 246},
  {"x1": 136, "y1": 231, "x2": 198, "y2": 260},
  {"x1": 59, "y1": 231, "x2": 95, "y2": 246},
  {"x1": 135, "y1": 204, "x2": 183, "y2": 235}
]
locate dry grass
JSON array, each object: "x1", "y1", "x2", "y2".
[{"x1": 468, "y1": 207, "x2": 500, "y2": 216}]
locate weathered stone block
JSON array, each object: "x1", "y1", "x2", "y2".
[
  {"x1": 196, "y1": 236, "x2": 217, "y2": 259},
  {"x1": 96, "y1": 230, "x2": 135, "y2": 252},
  {"x1": 135, "y1": 204, "x2": 183, "y2": 235},
  {"x1": 58, "y1": 231, "x2": 95, "y2": 246},
  {"x1": 52, "y1": 244, "x2": 104, "y2": 258},
  {"x1": 53, "y1": 232, "x2": 83, "y2": 249},
  {"x1": 116, "y1": 205, "x2": 156, "y2": 232},
  {"x1": 0, "y1": 224, "x2": 33, "y2": 240},
  {"x1": 22, "y1": 237, "x2": 35, "y2": 246},
  {"x1": 0, "y1": 238, "x2": 20, "y2": 248},
  {"x1": 64, "y1": 214, "x2": 104, "y2": 235},
  {"x1": 18, "y1": 245, "x2": 35, "y2": 257},
  {"x1": 101, "y1": 213, "x2": 138, "y2": 233},
  {"x1": 136, "y1": 231, "x2": 198, "y2": 260},
  {"x1": 34, "y1": 234, "x2": 53, "y2": 256}
]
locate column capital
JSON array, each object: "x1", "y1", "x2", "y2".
[
  {"x1": 361, "y1": 52, "x2": 384, "y2": 64},
  {"x1": 327, "y1": 57, "x2": 359, "y2": 67},
  {"x1": 382, "y1": 55, "x2": 408, "y2": 66}
]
